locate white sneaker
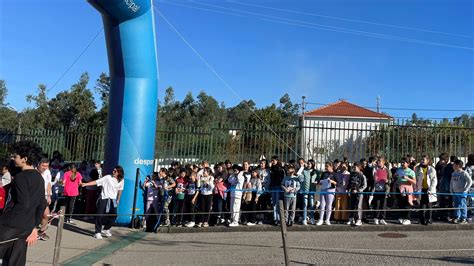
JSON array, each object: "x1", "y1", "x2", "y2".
[
  {"x1": 202, "y1": 222, "x2": 209, "y2": 227},
  {"x1": 185, "y1": 222, "x2": 195, "y2": 228},
  {"x1": 94, "y1": 233, "x2": 103, "y2": 239},
  {"x1": 355, "y1": 220, "x2": 362, "y2": 226},
  {"x1": 380, "y1": 219, "x2": 388, "y2": 225},
  {"x1": 324, "y1": 220, "x2": 331, "y2": 226},
  {"x1": 374, "y1": 218, "x2": 379, "y2": 225},
  {"x1": 398, "y1": 218, "x2": 404, "y2": 224},
  {"x1": 347, "y1": 218, "x2": 354, "y2": 225},
  {"x1": 402, "y1": 219, "x2": 411, "y2": 225},
  {"x1": 228, "y1": 222, "x2": 239, "y2": 227},
  {"x1": 310, "y1": 218, "x2": 316, "y2": 225},
  {"x1": 101, "y1": 230, "x2": 112, "y2": 237},
  {"x1": 302, "y1": 221, "x2": 308, "y2": 226},
  {"x1": 246, "y1": 222, "x2": 255, "y2": 226},
  {"x1": 196, "y1": 223, "x2": 203, "y2": 227},
  {"x1": 219, "y1": 218, "x2": 226, "y2": 224},
  {"x1": 316, "y1": 220, "x2": 324, "y2": 226}
]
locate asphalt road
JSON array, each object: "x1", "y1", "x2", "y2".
[
  {"x1": 96, "y1": 230, "x2": 474, "y2": 265},
  {"x1": 23, "y1": 219, "x2": 474, "y2": 265}
]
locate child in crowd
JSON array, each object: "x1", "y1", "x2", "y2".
[
  {"x1": 373, "y1": 157, "x2": 390, "y2": 225},
  {"x1": 395, "y1": 158, "x2": 416, "y2": 225},
  {"x1": 334, "y1": 162, "x2": 350, "y2": 224},
  {"x1": 450, "y1": 160, "x2": 472, "y2": 224},
  {"x1": 158, "y1": 168, "x2": 175, "y2": 226},
  {"x1": 281, "y1": 164, "x2": 300, "y2": 226},
  {"x1": 316, "y1": 162, "x2": 337, "y2": 226},
  {"x1": 184, "y1": 172, "x2": 200, "y2": 227},
  {"x1": 143, "y1": 173, "x2": 159, "y2": 229},
  {"x1": 241, "y1": 169, "x2": 262, "y2": 226},
  {"x1": 174, "y1": 169, "x2": 187, "y2": 227},
  {"x1": 348, "y1": 162, "x2": 367, "y2": 226},
  {"x1": 213, "y1": 171, "x2": 228, "y2": 225},
  {"x1": 228, "y1": 165, "x2": 244, "y2": 227},
  {"x1": 198, "y1": 168, "x2": 214, "y2": 227}
]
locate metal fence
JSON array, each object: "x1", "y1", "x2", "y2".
[
  {"x1": 301, "y1": 119, "x2": 472, "y2": 164},
  {"x1": 0, "y1": 120, "x2": 471, "y2": 164}
]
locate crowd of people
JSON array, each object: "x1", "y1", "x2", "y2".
[
  {"x1": 0, "y1": 148, "x2": 124, "y2": 243},
  {"x1": 140, "y1": 153, "x2": 474, "y2": 230},
  {"x1": 1, "y1": 145, "x2": 473, "y2": 248}
]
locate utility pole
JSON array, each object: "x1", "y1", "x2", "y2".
[
  {"x1": 301, "y1": 96, "x2": 306, "y2": 159},
  {"x1": 376, "y1": 95, "x2": 381, "y2": 113}
]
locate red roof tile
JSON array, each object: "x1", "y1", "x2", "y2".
[{"x1": 304, "y1": 100, "x2": 392, "y2": 119}]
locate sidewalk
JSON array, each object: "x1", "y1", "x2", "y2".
[{"x1": 25, "y1": 219, "x2": 473, "y2": 265}]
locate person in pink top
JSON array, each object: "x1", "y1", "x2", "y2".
[
  {"x1": 372, "y1": 157, "x2": 390, "y2": 225},
  {"x1": 63, "y1": 164, "x2": 83, "y2": 224}
]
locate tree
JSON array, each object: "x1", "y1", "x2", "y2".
[
  {"x1": 48, "y1": 72, "x2": 96, "y2": 128},
  {"x1": 93, "y1": 72, "x2": 110, "y2": 125},
  {"x1": 25, "y1": 84, "x2": 53, "y2": 128},
  {"x1": 0, "y1": 80, "x2": 18, "y2": 130},
  {"x1": 278, "y1": 93, "x2": 300, "y2": 125},
  {"x1": 227, "y1": 100, "x2": 255, "y2": 124},
  {"x1": 0, "y1": 80, "x2": 8, "y2": 107}
]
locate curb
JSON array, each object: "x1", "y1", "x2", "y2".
[{"x1": 157, "y1": 222, "x2": 474, "y2": 234}]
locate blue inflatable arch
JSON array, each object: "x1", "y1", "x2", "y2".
[{"x1": 88, "y1": 0, "x2": 158, "y2": 224}]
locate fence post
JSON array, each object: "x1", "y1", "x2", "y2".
[
  {"x1": 130, "y1": 168, "x2": 140, "y2": 228},
  {"x1": 52, "y1": 206, "x2": 66, "y2": 266},
  {"x1": 278, "y1": 200, "x2": 290, "y2": 266}
]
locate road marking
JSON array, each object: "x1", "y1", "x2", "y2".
[{"x1": 62, "y1": 232, "x2": 146, "y2": 265}]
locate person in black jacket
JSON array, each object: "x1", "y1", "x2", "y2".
[
  {"x1": 0, "y1": 141, "x2": 47, "y2": 265},
  {"x1": 270, "y1": 156, "x2": 285, "y2": 225}
]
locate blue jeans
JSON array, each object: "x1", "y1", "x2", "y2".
[
  {"x1": 302, "y1": 193, "x2": 315, "y2": 221},
  {"x1": 453, "y1": 194, "x2": 467, "y2": 220},
  {"x1": 271, "y1": 186, "x2": 282, "y2": 221}
]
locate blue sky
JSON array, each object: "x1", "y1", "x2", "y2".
[{"x1": 0, "y1": 0, "x2": 472, "y2": 120}]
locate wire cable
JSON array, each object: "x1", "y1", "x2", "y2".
[
  {"x1": 160, "y1": 1, "x2": 474, "y2": 51},
  {"x1": 47, "y1": 28, "x2": 104, "y2": 93},
  {"x1": 228, "y1": 0, "x2": 474, "y2": 39},
  {"x1": 153, "y1": 6, "x2": 302, "y2": 158}
]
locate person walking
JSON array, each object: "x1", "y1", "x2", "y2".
[{"x1": 63, "y1": 164, "x2": 83, "y2": 224}]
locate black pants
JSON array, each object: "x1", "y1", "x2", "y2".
[
  {"x1": 174, "y1": 199, "x2": 185, "y2": 225},
  {"x1": 0, "y1": 238, "x2": 27, "y2": 266},
  {"x1": 373, "y1": 193, "x2": 387, "y2": 219},
  {"x1": 257, "y1": 192, "x2": 270, "y2": 222},
  {"x1": 397, "y1": 194, "x2": 411, "y2": 220},
  {"x1": 199, "y1": 195, "x2": 213, "y2": 224},
  {"x1": 0, "y1": 227, "x2": 28, "y2": 266},
  {"x1": 420, "y1": 188, "x2": 432, "y2": 223},
  {"x1": 242, "y1": 196, "x2": 257, "y2": 224},
  {"x1": 95, "y1": 198, "x2": 117, "y2": 234},
  {"x1": 184, "y1": 194, "x2": 196, "y2": 223},
  {"x1": 64, "y1": 196, "x2": 77, "y2": 221},
  {"x1": 438, "y1": 194, "x2": 453, "y2": 220}
]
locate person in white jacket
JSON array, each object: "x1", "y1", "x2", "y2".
[
  {"x1": 415, "y1": 155, "x2": 437, "y2": 225},
  {"x1": 228, "y1": 165, "x2": 244, "y2": 227}
]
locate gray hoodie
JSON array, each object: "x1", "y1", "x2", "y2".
[{"x1": 450, "y1": 170, "x2": 472, "y2": 193}]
